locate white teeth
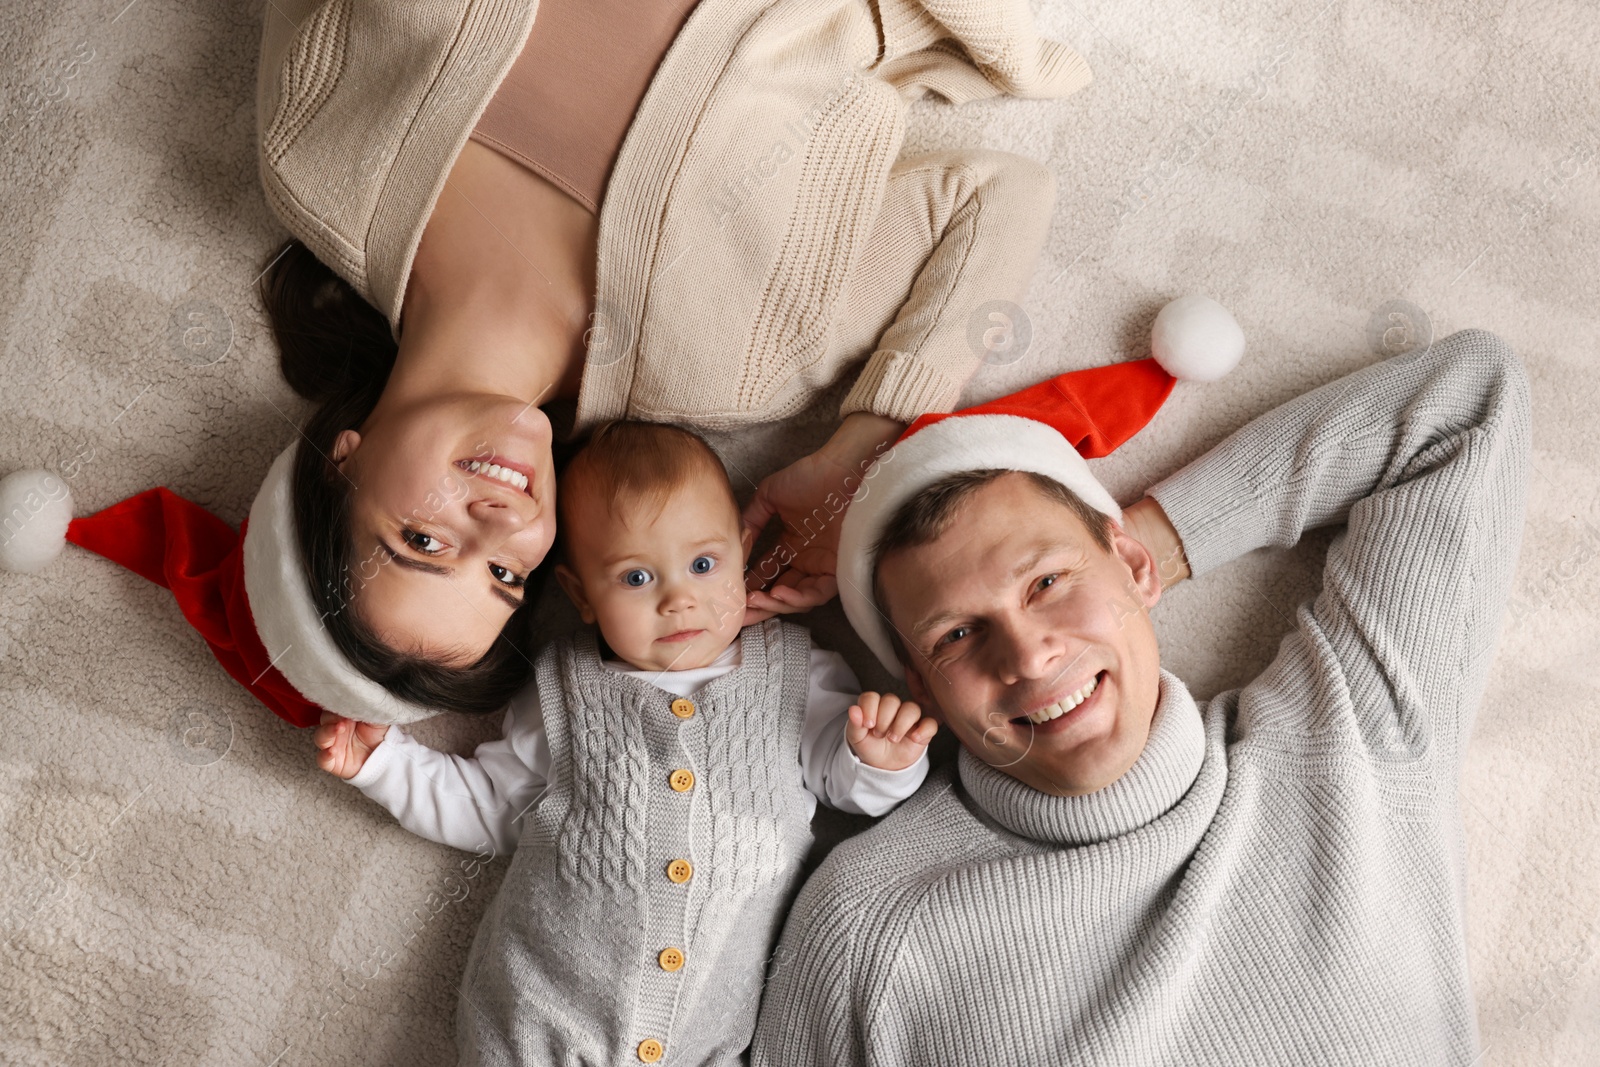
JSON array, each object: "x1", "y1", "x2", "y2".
[
  {"x1": 462, "y1": 461, "x2": 528, "y2": 492},
  {"x1": 1022, "y1": 673, "x2": 1100, "y2": 725}
]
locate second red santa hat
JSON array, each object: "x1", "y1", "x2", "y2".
[
  {"x1": 838, "y1": 294, "x2": 1244, "y2": 676},
  {"x1": 0, "y1": 446, "x2": 442, "y2": 728}
]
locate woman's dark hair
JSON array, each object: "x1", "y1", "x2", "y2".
[{"x1": 258, "y1": 238, "x2": 545, "y2": 715}]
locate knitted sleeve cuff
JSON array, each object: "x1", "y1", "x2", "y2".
[
  {"x1": 873, "y1": 0, "x2": 1094, "y2": 102},
  {"x1": 840, "y1": 348, "x2": 966, "y2": 424},
  {"x1": 1144, "y1": 442, "x2": 1273, "y2": 580}
]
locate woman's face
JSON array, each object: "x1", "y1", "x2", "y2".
[{"x1": 330, "y1": 395, "x2": 558, "y2": 665}]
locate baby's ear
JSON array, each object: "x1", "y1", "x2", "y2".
[
  {"x1": 739, "y1": 522, "x2": 755, "y2": 561},
  {"x1": 554, "y1": 564, "x2": 596, "y2": 624}
]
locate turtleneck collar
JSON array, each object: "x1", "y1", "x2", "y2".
[{"x1": 957, "y1": 669, "x2": 1204, "y2": 846}]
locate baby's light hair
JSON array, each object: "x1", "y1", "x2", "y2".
[{"x1": 557, "y1": 421, "x2": 739, "y2": 545}]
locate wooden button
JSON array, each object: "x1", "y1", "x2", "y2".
[
  {"x1": 670, "y1": 697, "x2": 696, "y2": 719},
  {"x1": 668, "y1": 768, "x2": 694, "y2": 792},
  {"x1": 658, "y1": 946, "x2": 685, "y2": 972},
  {"x1": 666, "y1": 858, "x2": 692, "y2": 883},
  {"x1": 637, "y1": 1038, "x2": 664, "y2": 1062}
]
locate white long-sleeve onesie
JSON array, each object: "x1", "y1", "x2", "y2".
[{"x1": 347, "y1": 638, "x2": 928, "y2": 857}]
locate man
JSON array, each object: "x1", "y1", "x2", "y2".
[{"x1": 751, "y1": 329, "x2": 1530, "y2": 1065}]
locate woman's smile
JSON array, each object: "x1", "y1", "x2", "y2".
[{"x1": 456, "y1": 456, "x2": 532, "y2": 496}]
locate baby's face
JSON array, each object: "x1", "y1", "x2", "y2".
[{"x1": 556, "y1": 469, "x2": 752, "y2": 672}]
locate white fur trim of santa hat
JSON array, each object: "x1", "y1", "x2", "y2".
[
  {"x1": 243, "y1": 445, "x2": 442, "y2": 725},
  {"x1": 838, "y1": 414, "x2": 1124, "y2": 680}
]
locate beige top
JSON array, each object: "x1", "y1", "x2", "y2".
[
  {"x1": 469, "y1": 0, "x2": 703, "y2": 214},
  {"x1": 256, "y1": 0, "x2": 1092, "y2": 431}
]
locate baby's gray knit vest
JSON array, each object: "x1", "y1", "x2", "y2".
[{"x1": 457, "y1": 618, "x2": 816, "y2": 1067}]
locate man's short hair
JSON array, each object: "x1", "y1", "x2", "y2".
[{"x1": 869, "y1": 469, "x2": 1115, "y2": 665}]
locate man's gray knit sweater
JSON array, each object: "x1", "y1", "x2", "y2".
[{"x1": 750, "y1": 330, "x2": 1532, "y2": 1067}]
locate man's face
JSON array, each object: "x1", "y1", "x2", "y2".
[{"x1": 878, "y1": 473, "x2": 1164, "y2": 797}]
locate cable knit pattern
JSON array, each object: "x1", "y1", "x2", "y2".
[
  {"x1": 260, "y1": 0, "x2": 350, "y2": 165},
  {"x1": 255, "y1": 0, "x2": 1089, "y2": 430},
  {"x1": 739, "y1": 76, "x2": 902, "y2": 412},
  {"x1": 752, "y1": 331, "x2": 1532, "y2": 1067},
  {"x1": 457, "y1": 619, "x2": 815, "y2": 1067},
  {"x1": 545, "y1": 632, "x2": 650, "y2": 890}
]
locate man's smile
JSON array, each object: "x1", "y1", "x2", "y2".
[
  {"x1": 1015, "y1": 668, "x2": 1103, "y2": 722},
  {"x1": 1006, "y1": 670, "x2": 1109, "y2": 735}
]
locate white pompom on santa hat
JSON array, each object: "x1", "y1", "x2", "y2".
[
  {"x1": 839, "y1": 294, "x2": 1243, "y2": 677},
  {"x1": 0, "y1": 446, "x2": 441, "y2": 728}
]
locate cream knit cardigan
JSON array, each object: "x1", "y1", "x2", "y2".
[{"x1": 255, "y1": 0, "x2": 1091, "y2": 429}]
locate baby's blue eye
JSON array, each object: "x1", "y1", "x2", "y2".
[
  {"x1": 690, "y1": 556, "x2": 714, "y2": 574},
  {"x1": 624, "y1": 569, "x2": 652, "y2": 587}
]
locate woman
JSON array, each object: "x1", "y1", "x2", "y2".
[{"x1": 252, "y1": 0, "x2": 1092, "y2": 723}]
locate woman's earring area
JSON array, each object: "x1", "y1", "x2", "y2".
[{"x1": 330, "y1": 429, "x2": 361, "y2": 467}]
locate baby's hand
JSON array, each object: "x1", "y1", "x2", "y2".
[
  {"x1": 846, "y1": 692, "x2": 937, "y2": 772},
  {"x1": 313, "y1": 711, "x2": 389, "y2": 780}
]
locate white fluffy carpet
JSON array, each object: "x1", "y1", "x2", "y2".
[{"x1": 1, "y1": 0, "x2": 1596, "y2": 1063}]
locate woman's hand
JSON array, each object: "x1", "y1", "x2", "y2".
[
  {"x1": 313, "y1": 711, "x2": 390, "y2": 780},
  {"x1": 742, "y1": 412, "x2": 905, "y2": 624}
]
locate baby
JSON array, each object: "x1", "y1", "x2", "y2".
[{"x1": 314, "y1": 420, "x2": 935, "y2": 1066}]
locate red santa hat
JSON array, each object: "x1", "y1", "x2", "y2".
[
  {"x1": 0, "y1": 445, "x2": 440, "y2": 727},
  {"x1": 838, "y1": 294, "x2": 1244, "y2": 676}
]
